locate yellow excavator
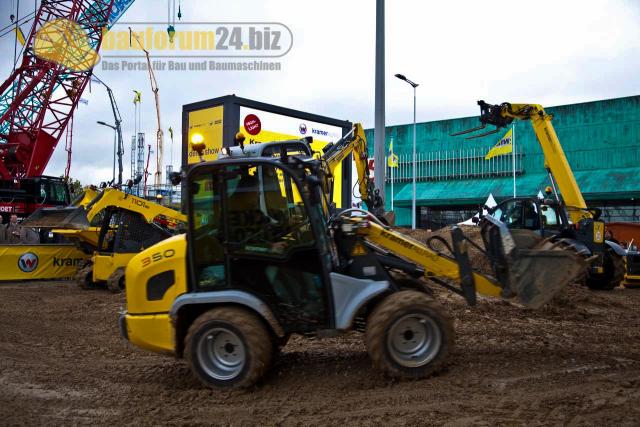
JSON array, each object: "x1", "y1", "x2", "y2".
[
  {"x1": 118, "y1": 124, "x2": 586, "y2": 389},
  {"x1": 454, "y1": 101, "x2": 626, "y2": 290},
  {"x1": 25, "y1": 186, "x2": 186, "y2": 292}
]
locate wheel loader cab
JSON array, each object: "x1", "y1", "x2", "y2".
[
  {"x1": 186, "y1": 159, "x2": 335, "y2": 333},
  {"x1": 92, "y1": 207, "x2": 175, "y2": 287},
  {"x1": 96, "y1": 207, "x2": 172, "y2": 255}
]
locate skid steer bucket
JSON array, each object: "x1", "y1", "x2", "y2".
[
  {"x1": 22, "y1": 206, "x2": 91, "y2": 230},
  {"x1": 480, "y1": 216, "x2": 587, "y2": 309}
]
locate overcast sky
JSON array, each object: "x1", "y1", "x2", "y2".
[{"x1": 0, "y1": 0, "x2": 639, "y2": 185}]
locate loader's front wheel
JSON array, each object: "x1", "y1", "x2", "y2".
[
  {"x1": 586, "y1": 247, "x2": 625, "y2": 291},
  {"x1": 185, "y1": 307, "x2": 273, "y2": 389},
  {"x1": 366, "y1": 291, "x2": 454, "y2": 380}
]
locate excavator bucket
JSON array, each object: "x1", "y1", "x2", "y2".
[
  {"x1": 480, "y1": 216, "x2": 587, "y2": 309},
  {"x1": 21, "y1": 206, "x2": 91, "y2": 230}
]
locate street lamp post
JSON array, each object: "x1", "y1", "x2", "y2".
[
  {"x1": 394, "y1": 74, "x2": 419, "y2": 229},
  {"x1": 97, "y1": 120, "x2": 117, "y2": 184}
]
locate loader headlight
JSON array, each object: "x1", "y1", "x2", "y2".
[
  {"x1": 191, "y1": 133, "x2": 204, "y2": 144},
  {"x1": 190, "y1": 133, "x2": 206, "y2": 155}
]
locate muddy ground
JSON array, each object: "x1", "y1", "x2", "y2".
[{"x1": 1, "y1": 280, "x2": 639, "y2": 426}]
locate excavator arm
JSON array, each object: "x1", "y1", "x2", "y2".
[{"x1": 320, "y1": 123, "x2": 386, "y2": 219}]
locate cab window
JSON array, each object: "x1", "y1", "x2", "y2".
[
  {"x1": 541, "y1": 204, "x2": 559, "y2": 227},
  {"x1": 522, "y1": 201, "x2": 540, "y2": 230},
  {"x1": 190, "y1": 172, "x2": 225, "y2": 289},
  {"x1": 494, "y1": 199, "x2": 540, "y2": 230},
  {"x1": 50, "y1": 181, "x2": 69, "y2": 203},
  {"x1": 225, "y1": 164, "x2": 314, "y2": 258}
]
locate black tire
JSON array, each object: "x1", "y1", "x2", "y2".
[
  {"x1": 185, "y1": 307, "x2": 273, "y2": 389},
  {"x1": 365, "y1": 290, "x2": 454, "y2": 380},
  {"x1": 586, "y1": 248, "x2": 625, "y2": 291},
  {"x1": 75, "y1": 262, "x2": 95, "y2": 290},
  {"x1": 272, "y1": 333, "x2": 290, "y2": 361},
  {"x1": 106, "y1": 268, "x2": 125, "y2": 294}
]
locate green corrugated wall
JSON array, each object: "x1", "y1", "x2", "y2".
[{"x1": 366, "y1": 95, "x2": 640, "y2": 225}]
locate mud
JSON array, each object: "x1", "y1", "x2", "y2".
[
  {"x1": 1, "y1": 280, "x2": 639, "y2": 426},
  {"x1": 398, "y1": 225, "x2": 493, "y2": 274}
]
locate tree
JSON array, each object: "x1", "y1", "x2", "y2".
[{"x1": 61, "y1": 175, "x2": 83, "y2": 196}]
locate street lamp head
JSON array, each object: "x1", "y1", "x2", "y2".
[
  {"x1": 395, "y1": 73, "x2": 419, "y2": 88},
  {"x1": 97, "y1": 120, "x2": 116, "y2": 130}
]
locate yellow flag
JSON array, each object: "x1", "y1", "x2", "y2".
[
  {"x1": 133, "y1": 90, "x2": 142, "y2": 104},
  {"x1": 484, "y1": 128, "x2": 512, "y2": 160},
  {"x1": 14, "y1": 26, "x2": 26, "y2": 46},
  {"x1": 387, "y1": 139, "x2": 398, "y2": 168}
]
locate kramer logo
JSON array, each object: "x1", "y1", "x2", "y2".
[
  {"x1": 53, "y1": 257, "x2": 85, "y2": 267},
  {"x1": 18, "y1": 252, "x2": 39, "y2": 273}
]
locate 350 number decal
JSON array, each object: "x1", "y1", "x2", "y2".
[{"x1": 141, "y1": 249, "x2": 175, "y2": 267}]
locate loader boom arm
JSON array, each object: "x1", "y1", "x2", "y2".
[
  {"x1": 86, "y1": 189, "x2": 186, "y2": 225},
  {"x1": 358, "y1": 220, "x2": 503, "y2": 298},
  {"x1": 477, "y1": 102, "x2": 588, "y2": 223}
]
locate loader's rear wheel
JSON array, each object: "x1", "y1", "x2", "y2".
[
  {"x1": 106, "y1": 268, "x2": 125, "y2": 294},
  {"x1": 185, "y1": 307, "x2": 273, "y2": 389},
  {"x1": 365, "y1": 290, "x2": 454, "y2": 380},
  {"x1": 586, "y1": 248, "x2": 625, "y2": 291},
  {"x1": 75, "y1": 262, "x2": 95, "y2": 290}
]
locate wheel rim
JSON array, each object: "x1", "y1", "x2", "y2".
[
  {"x1": 386, "y1": 313, "x2": 442, "y2": 368},
  {"x1": 196, "y1": 326, "x2": 246, "y2": 381}
]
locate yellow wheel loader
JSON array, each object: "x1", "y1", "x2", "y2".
[
  {"x1": 24, "y1": 186, "x2": 187, "y2": 292},
  {"x1": 119, "y1": 126, "x2": 586, "y2": 389}
]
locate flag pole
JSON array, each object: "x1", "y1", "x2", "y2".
[
  {"x1": 391, "y1": 159, "x2": 394, "y2": 211},
  {"x1": 512, "y1": 123, "x2": 516, "y2": 197},
  {"x1": 390, "y1": 138, "x2": 394, "y2": 211}
]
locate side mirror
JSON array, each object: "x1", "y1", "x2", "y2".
[{"x1": 169, "y1": 171, "x2": 182, "y2": 186}]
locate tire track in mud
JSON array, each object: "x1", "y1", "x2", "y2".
[{"x1": 0, "y1": 280, "x2": 639, "y2": 425}]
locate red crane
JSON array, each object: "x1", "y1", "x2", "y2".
[
  {"x1": 0, "y1": 1, "x2": 117, "y2": 179},
  {"x1": 0, "y1": 0, "x2": 135, "y2": 219},
  {"x1": 0, "y1": 0, "x2": 137, "y2": 180}
]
